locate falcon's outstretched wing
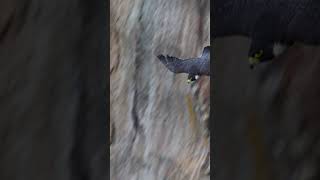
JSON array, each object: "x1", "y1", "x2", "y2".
[{"x1": 157, "y1": 47, "x2": 210, "y2": 76}]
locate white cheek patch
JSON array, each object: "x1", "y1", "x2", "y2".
[
  {"x1": 195, "y1": 75, "x2": 199, "y2": 80},
  {"x1": 273, "y1": 43, "x2": 288, "y2": 57}
]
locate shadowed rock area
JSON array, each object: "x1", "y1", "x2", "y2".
[
  {"x1": 214, "y1": 37, "x2": 320, "y2": 180},
  {"x1": 110, "y1": 0, "x2": 210, "y2": 179},
  {"x1": 0, "y1": 1, "x2": 107, "y2": 180}
]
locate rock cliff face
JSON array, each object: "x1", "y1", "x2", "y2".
[
  {"x1": 214, "y1": 37, "x2": 320, "y2": 180},
  {"x1": 110, "y1": 0, "x2": 210, "y2": 179},
  {"x1": 0, "y1": 1, "x2": 107, "y2": 180}
]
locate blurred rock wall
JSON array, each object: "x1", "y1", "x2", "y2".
[
  {"x1": 110, "y1": 0, "x2": 210, "y2": 179},
  {"x1": 213, "y1": 37, "x2": 320, "y2": 180}
]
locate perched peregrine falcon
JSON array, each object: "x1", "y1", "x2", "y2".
[
  {"x1": 213, "y1": 0, "x2": 320, "y2": 68},
  {"x1": 157, "y1": 46, "x2": 210, "y2": 83}
]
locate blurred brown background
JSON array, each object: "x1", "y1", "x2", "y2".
[
  {"x1": 110, "y1": 0, "x2": 210, "y2": 179},
  {"x1": 214, "y1": 37, "x2": 320, "y2": 180}
]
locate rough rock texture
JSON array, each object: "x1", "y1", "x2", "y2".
[
  {"x1": 110, "y1": 0, "x2": 210, "y2": 179},
  {"x1": 214, "y1": 37, "x2": 320, "y2": 180}
]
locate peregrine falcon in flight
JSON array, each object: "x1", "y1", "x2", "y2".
[
  {"x1": 213, "y1": 0, "x2": 320, "y2": 68},
  {"x1": 157, "y1": 46, "x2": 210, "y2": 83}
]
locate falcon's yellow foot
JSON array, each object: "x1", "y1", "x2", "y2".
[
  {"x1": 187, "y1": 74, "x2": 199, "y2": 84},
  {"x1": 248, "y1": 57, "x2": 260, "y2": 69}
]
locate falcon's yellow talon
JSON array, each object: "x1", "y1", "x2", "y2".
[{"x1": 248, "y1": 57, "x2": 260, "y2": 65}]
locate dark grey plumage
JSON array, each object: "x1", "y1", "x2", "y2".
[
  {"x1": 157, "y1": 46, "x2": 210, "y2": 83},
  {"x1": 213, "y1": 0, "x2": 320, "y2": 67}
]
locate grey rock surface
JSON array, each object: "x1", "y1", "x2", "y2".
[{"x1": 110, "y1": 0, "x2": 210, "y2": 179}]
